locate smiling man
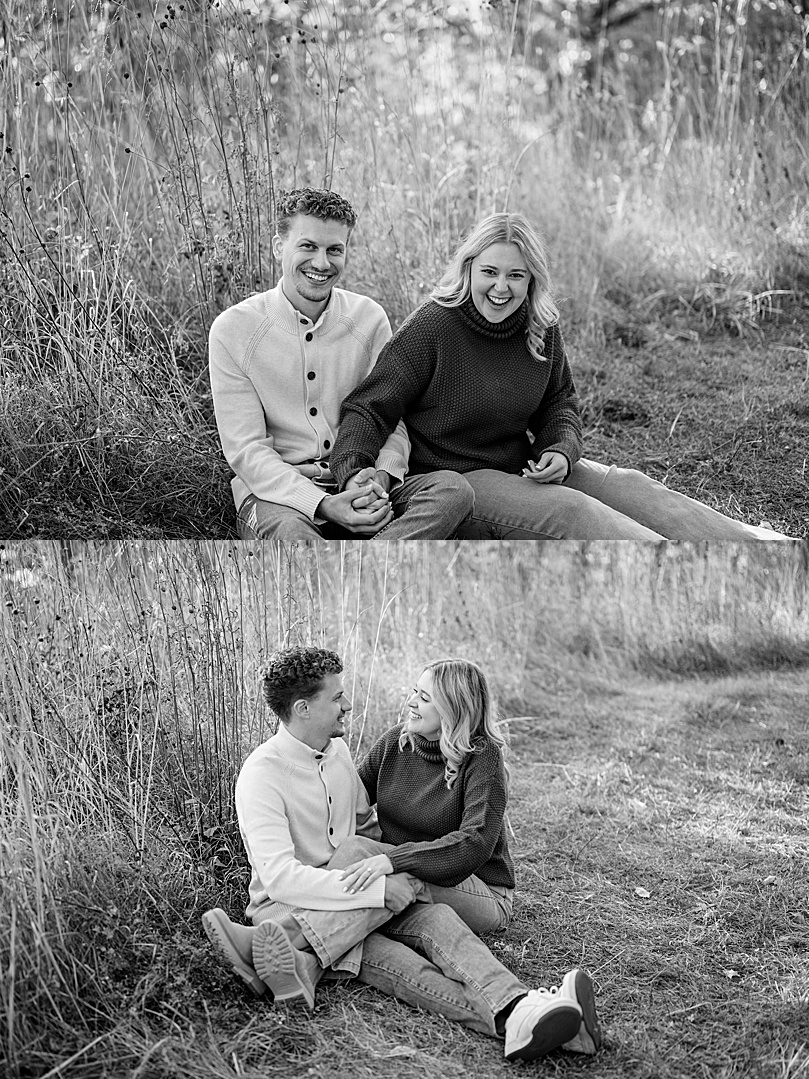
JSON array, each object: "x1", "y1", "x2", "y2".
[
  {"x1": 208, "y1": 188, "x2": 473, "y2": 539},
  {"x1": 202, "y1": 646, "x2": 602, "y2": 1064}
]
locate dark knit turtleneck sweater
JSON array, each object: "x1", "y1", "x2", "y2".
[
  {"x1": 330, "y1": 297, "x2": 582, "y2": 488},
  {"x1": 356, "y1": 724, "x2": 515, "y2": 889}
]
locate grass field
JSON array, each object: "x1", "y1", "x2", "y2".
[{"x1": 2, "y1": 540, "x2": 808, "y2": 1078}]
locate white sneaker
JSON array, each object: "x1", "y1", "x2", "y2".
[
  {"x1": 504, "y1": 987, "x2": 582, "y2": 1061},
  {"x1": 559, "y1": 969, "x2": 603, "y2": 1054}
]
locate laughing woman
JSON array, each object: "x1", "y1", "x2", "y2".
[
  {"x1": 329, "y1": 211, "x2": 791, "y2": 540},
  {"x1": 339, "y1": 658, "x2": 515, "y2": 935}
]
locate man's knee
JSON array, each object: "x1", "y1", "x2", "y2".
[
  {"x1": 423, "y1": 471, "x2": 475, "y2": 513},
  {"x1": 328, "y1": 835, "x2": 392, "y2": 870},
  {"x1": 237, "y1": 499, "x2": 323, "y2": 541}
]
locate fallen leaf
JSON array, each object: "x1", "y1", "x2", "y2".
[
  {"x1": 723, "y1": 968, "x2": 741, "y2": 980},
  {"x1": 634, "y1": 886, "x2": 651, "y2": 898}
]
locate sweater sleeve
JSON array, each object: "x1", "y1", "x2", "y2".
[
  {"x1": 527, "y1": 323, "x2": 583, "y2": 473},
  {"x1": 356, "y1": 731, "x2": 390, "y2": 806},
  {"x1": 209, "y1": 326, "x2": 327, "y2": 519},
  {"x1": 235, "y1": 764, "x2": 386, "y2": 911},
  {"x1": 364, "y1": 313, "x2": 411, "y2": 486},
  {"x1": 386, "y1": 742, "x2": 509, "y2": 888},
  {"x1": 330, "y1": 312, "x2": 435, "y2": 489}
]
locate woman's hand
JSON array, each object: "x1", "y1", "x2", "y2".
[
  {"x1": 521, "y1": 451, "x2": 568, "y2": 484},
  {"x1": 341, "y1": 854, "x2": 394, "y2": 893}
]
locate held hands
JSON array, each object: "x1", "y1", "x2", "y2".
[
  {"x1": 382, "y1": 872, "x2": 419, "y2": 914},
  {"x1": 340, "y1": 853, "x2": 394, "y2": 894},
  {"x1": 320, "y1": 467, "x2": 394, "y2": 535},
  {"x1": 521, "y1": 451, "x2": 568, "y2": 484},
  {"x1": 346, "y1": 467, "x2": 392, "y2": 510},
  {"x1": 319, "y1": 483, "x2": 393, "y2": 535}
]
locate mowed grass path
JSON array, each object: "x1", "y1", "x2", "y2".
[{"x1": 186, "y1": 667, "x2": 808, "y2": 1079}]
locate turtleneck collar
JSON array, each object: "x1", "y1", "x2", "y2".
[
  {"x1": 410, "y1": 733, "x2": 444, "y2": 763},
  {"x1": 457, "y1": 295, "x2": 529, "y2": 340}
]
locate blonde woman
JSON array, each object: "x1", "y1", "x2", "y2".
[
  {"x1": 340, "y1": 658, "x2": 515, "y2": 935},
  {"x1": 330, "y1": 211, "x2": 789, "y2": 540}
]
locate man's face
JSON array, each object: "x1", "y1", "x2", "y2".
[
  {"x1": 299, "y1": 671, "x2": 352, "y2": 750},
  {"x1": 273, "y1": 213, "x2": 349, "y2": 318}
]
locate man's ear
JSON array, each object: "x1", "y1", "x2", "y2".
[
  {"x1": 290, "y1": 697, "x2": 309, "y2": 720},
  {"x1": 272, "y1": 233, "x2": 284, "y2": 261}
]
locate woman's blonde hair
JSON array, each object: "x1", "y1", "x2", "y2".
[
  {"x1": 399, "y1": 658, "x2": 508, "y2": 789},
  {"x1": 430, "y1": 211, "x2": 559, "y2": 361}
]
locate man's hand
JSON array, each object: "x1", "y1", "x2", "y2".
[
  {"x1": 345, "y1": 467, "x2": 392, "y2": 515},
  {"x1": 319, "y1": 488, "x2": 393, "y2": 535},
  {"x1": 341, "y1": 854, "x2": 394, "y2": 894},
  {"x1": 521, "y1": 451, "x2": 568, "y2": 484},
  {"x1": 383, "y1": 873, "x2": 418, "y2": 913}
]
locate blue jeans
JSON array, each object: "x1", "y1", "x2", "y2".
[
  {"x1": 360, "y1": 903, "x2": 526, "y2": 1036},
  {"x1": 236, "y1": 470, "x2": 473, "y2": 540},
  {"x1": 456, "y1": 459, "x2": 792, "y2": 540},
  {"x1": 428, "y1": 875, "x2": 513, "y2": 934}
]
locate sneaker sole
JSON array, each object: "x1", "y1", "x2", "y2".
[
  {"x1": 252, "y1": 920, "x2": 315, "y2": 1009},
  {"x1": 505, "y1": 1003, "x2": 582, "y2": 1061},
  {"x1": 202, "y1": 909, "x2": 265, "y2": 997},
  {"x1": 563, "y1": 969, "x2": 602, "y2": 1054}
]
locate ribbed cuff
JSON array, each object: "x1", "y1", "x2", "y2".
[
  {"x1": 331, "y1": 453, "x2": 374, "y2": 491},
  {"x1": 375, "y1": 452, "x2": 407, "y2": 489}
]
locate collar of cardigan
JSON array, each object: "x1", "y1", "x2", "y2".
[
  {"x1": 457, "y1": 295, "x2": 529, "y2": 339},
  {"x1": 271, "y1": 721, "x2": 338, "y2": 766}
]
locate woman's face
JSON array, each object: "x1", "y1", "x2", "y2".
[
  {"x1": 469, "y1": 241, "x2": 530, "y2": 322},
  {"x1": 405, "y1": 670, "x2": 444, "y2": 740}
]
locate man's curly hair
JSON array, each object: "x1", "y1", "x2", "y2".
[
  {"x1": 275, "y1": 188, "x2": 357, "y2": 239},
  {"x1": 262, "y1": 645, "x2": 343, "y2": 721}
]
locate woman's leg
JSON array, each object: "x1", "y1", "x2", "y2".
[
  {"x1": 426, "y1": 876, "x2": 513, "y2": 934},
  {"x1": 458, "y1": 470, "x2": 663, "y2": 539},
  {"x1": 565, "y1": 460, "x2": 794, "y2": 541}
]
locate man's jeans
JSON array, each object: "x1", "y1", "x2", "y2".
[
  {"x1": 361, "y1": 903, "x2": 526, "y2": 1036},
  {"x1": 236, "y1": 471, "x2": 473, "y2": 541},
  {"x1": 456, "y1": 459, "x2": 793, "y2": 540}
]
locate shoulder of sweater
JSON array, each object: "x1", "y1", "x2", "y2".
[
  {"x1": 209, "y1": 289, "x2": 272, "y2": 339},
  {"x1": 368, "y1": 724, "x2": 405, "y2": 754},
  {"x1": 235, "y1": 738, "x2": 285, "y2": 792},
  {"x1": 465, "y1": 737, "x2": 504, "y2": 769},
  {"x1": 394, "y1": 299, "x2": 457, "y2": 336}
]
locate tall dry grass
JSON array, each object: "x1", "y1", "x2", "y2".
[
  {"x1": 1, "y1": 0, "x2": 806, "y2": 535},
  {"x1": 2, "y1": 540, "x2": 809, "y2": 1076}
]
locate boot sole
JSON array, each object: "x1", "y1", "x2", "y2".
[
  {"x1": 252, "y1": 920, "x2": 315, "y2": 1009},
  {"x1": 505, "y1": 1003, "x2": 582, "y2": 1061},
  {"x1": 202, "y1": 908, "x2": 265, "y2": 997},
  {"x1": 563, "y1": 969, "x2": 602, "y2": 1053}
]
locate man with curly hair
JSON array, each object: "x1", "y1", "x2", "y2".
[
  {"x1": 209, "y1": 188, "x2": 474, "y2": 539},
  {"x1": 202, "y1": 646, "x2": 602, "y2": 1064}
]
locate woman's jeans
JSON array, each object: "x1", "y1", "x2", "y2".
[{"x1": 456, "y1": 459, "x2": 793, "y2": 540}]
